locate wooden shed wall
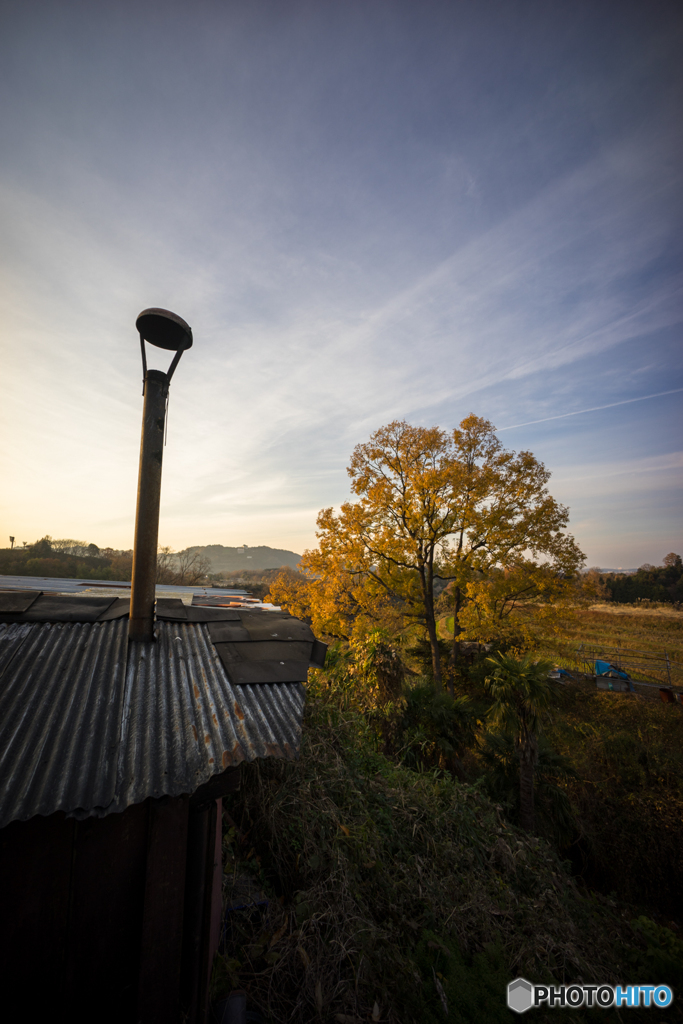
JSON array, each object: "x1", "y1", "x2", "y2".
[{"x1": 0, "y1": 792, "x2": 224, "y2": 1024}]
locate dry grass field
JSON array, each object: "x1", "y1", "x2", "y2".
[
  {"x1": 534, "y1": 602, "x2": 683, "y2": 689},
  {"x1": 438, "y1": 601, "x2": 683, "y2": 687}
]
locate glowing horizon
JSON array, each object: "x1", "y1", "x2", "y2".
[{"x1": 1, "y1": 1, "x2": 681, "y2": 567}]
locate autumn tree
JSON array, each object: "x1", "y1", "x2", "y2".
[
  {"x1": 271, "y1": 416, "x2": 585, "y2": 690},
  {"x1": 441, "y1": 416, "x2": 585, "y2": 660}
]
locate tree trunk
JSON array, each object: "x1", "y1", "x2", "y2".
[
  {"x1": 449, "y1": 585, "x2": 463, "y2": 699},
  {"x1": 426, "y1": 612, "x2": 442, "y2": 690},
  {"x1": 518, "y1": 741, "x2": 536, "y2": 832},
  {"x1": 420, "y1": 567, "x2": 442, "y2": 690}
]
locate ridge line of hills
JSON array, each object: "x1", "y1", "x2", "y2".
[{"x1": 183, "y1": 544, "x2": 301, "y2": 572}]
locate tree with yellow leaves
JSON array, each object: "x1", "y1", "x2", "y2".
[{"x1": 270, "y1": 416, "x2": 584, "y2": 690}]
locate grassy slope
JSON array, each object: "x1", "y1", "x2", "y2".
[{"x1": 215, "y1": 672, "x2": 683, "y2": 1023}]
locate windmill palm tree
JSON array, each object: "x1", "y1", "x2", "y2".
[{"x1": 485, "y1": 652, "x2": 556, "y2": 832}]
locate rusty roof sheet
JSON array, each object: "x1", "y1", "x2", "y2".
[{"x1": 0, "y1": 619, "x2": 305, "y2": 829}]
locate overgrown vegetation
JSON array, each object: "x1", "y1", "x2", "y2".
[
  {"x1": 250, "y1": 418, "x2": 682, "y2": 1018},
  {"x1": 543, "y1": 680, "x2": 683, "y2": 918},
  {"x1": 215, "y1": 665, "x2": 683, "y2": 1022},
  {"x1": 443, "y1": 601, "x2": 683, "y2": 917}
]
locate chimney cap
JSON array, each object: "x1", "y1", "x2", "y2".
[{"x1": 136, "y1": 308, "x2": 193, "y2": 351}]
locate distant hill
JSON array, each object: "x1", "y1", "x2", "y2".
[{"x1": 183, "y1": 544, "x2": 301, "y2": 573}]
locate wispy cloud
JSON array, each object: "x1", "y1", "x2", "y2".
[
  {"x1": 498, "y1": 389, "x2": 683, "y2": 432},
  {"x1": 553, "y1": 451, "x2": 683, "y2": 486}
]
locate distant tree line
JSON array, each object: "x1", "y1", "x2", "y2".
[
  {"x1": 0, "y1": 536, "x2": 210, "y2": 586},
  {"x1": 601, "y1": 553, "x2": 682, "y2": 605}
]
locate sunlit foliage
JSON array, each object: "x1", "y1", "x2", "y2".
[{"x1": 269, "y1": 416, "x2": 585, "y2": 689}]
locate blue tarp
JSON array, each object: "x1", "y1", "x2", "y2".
[
  {"x1": 595, "y1": 660, "x2": 634, "y2": 691},
  {"x1": 595, "y1": 660, "x2": 629, "y2": 679}
]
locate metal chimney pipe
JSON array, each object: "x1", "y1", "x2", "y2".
[
  {"x1": 128, "y1": 369, "x2": 169, "y2": 641},
  {"x1": 129, "y1": 308, "x2": 192, "y2": 643}
]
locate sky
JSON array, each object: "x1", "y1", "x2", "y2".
[{"x1": 0, "y1": 0, "x2": 681, "y2": 568}]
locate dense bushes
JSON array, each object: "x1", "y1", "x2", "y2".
[
  {"x1": 214, "y1": 669, "x2": 683, "y2": 1022},
  {"x1": 394, "y1": 684, "x2": 477, "y2": 776},
  {"x1": 212, "y1": 595, "x2": 683, "y2": 1019},
  {"x1": 317, "y1": 633, "x2": 683, "y2": 921},
  {"x1": 478, "y1": 731, "x2": 577, "y2": 845},
  {"x1": 547, "y1": 685, "x2": 683, "y2": 918}
]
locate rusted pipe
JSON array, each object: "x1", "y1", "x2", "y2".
[{"x1": 129, "y1": 369, "x2": 169, "y2": 642}]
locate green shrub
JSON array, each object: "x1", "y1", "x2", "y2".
[
  {"x1": 626, "y1": 916, "x2": 683, "y2": 990},
  {"x1": 405, "y1": 931, "x2": 513, "y2": 1023},
  {"x1": 478, "y1": 730, "x2": 577, "y2": 844},
  {"x1": 397, "y1": 682, "x2": 477, "y2": 776}
]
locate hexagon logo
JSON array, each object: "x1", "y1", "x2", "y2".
[{"x1": 508, "y1": 977, "x2": 534, "y2": 1014}]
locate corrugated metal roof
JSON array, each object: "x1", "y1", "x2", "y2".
[{"x1": 0, "y1": 620, "x2": 305, "y2": 829}]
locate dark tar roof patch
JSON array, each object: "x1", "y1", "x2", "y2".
[
  {"x1": 0, "y1": 590, "x2": 42, "y2": 614},
  {"x1": 0, "y1": 594, "x2": 117, "y2": 623},
  {"x1": 0, "y1": 591, "x2": 327, "y2": 689}
]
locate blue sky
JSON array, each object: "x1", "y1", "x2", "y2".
[{"x1": 1, "y1": 0, "x2": 681, "y2": 566}]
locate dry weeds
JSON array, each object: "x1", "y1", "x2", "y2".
[{"x1": 212, "y1": 676, "x2": 657, "y2": 1023}]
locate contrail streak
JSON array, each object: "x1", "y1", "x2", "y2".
[{"x1": 497, "y1": 388, "x2": 683, "y2": 432}]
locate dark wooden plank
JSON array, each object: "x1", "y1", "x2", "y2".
[
  {"x1": 311, "y1": 638, "x2": 328, "y2": 668},
  {"x1": 0, "y1": 812, "x2": 74, "y2": 1011},
  {"x1": 215, "y1": 640, "x2": 312, "y2": 661},
  {"x1": 190, "y1": 766, "x2": 241, "y2": 808},
  {"x1": 238, "y1": 611, "x2": 314, "y2": 641},
  {"x1": 207, "y1": 621, "x2": 250, "y2": 643},
  {"x1": 199, "y1": 799, "x2": 221, "y2": 1024},
  {"x1": 64, "y1": 802, "x2": 149, "y2": 1019},
  {"x1": 207, "y1": 799, "x2": 224, "y2": 992},
  {"x1": 181, "y1": 804, "x2": 211, "y2": 1022},
  {"x1": 137, "y1": 795, "x2": 190, "y2": 1023},
  {"x1": 97, "y1": 596, "x2": 131, "y2": 620},
  {"x1": 180, "y1": 797, "x2": 224, "y2": 1024},
  {"x1": 186, "y1": 606, "x2": 241, "y2": 622},
  {"x1": 215, "y1": 654, "x2": 310, "y2": 684}
]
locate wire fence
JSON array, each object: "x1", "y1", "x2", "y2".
[{"x1": 575, "y1": 643, "x2": 681, "y2": 690}]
